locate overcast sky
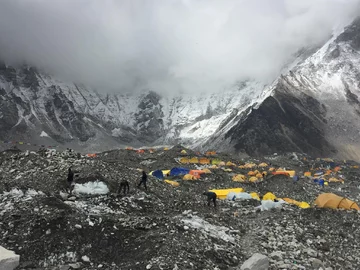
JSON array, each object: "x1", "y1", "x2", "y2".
[{"x1": 0, "y1": 0, "x2": 359, "y2": 94}]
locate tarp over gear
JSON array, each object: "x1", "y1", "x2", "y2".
[
  {"x1": 282, "y1": 198, "x2": 310, "y2": 209},
  {"x1": 183, "y1": 174, "x2": 197, "y2": 180},
  {"x1": 232, "y1": 174, "x2": 247, "y2": 182},
  {"x1": 199, "y1": 158, "x2": 210, "y2": 164},
  {"x1": 209, "y1": 188, "x2": 244, "y2": 200},
  {"x1": 152, "y1": 170, "x2": 164, "y2": 179},
  {"x1": 189, "y1": 170, "x2": 205, "y2": 179},
  {"x1": 170, "y1": 167, "x2": 190, "y2": 176},
  {"x1": 263, "y1": 192, "x2": 277, "y2": 201},
  {"x1": 164, "y1": 180, "x2": 180, "y2": 187},
  {"x1": 314, "y1": 193, "x2": 360, "y2": 210}
]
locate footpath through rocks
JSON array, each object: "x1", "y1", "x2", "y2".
[{"x1": 0, "y1": 146, "x2": 359, "y2": 269}]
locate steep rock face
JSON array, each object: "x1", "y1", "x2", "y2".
[{"x1": 223, "y1": 80, "x2": 333, "y2": 157}]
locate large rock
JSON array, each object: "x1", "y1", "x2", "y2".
[
  {"x1": 240, "y1": 253, "x2": 269, "y2": 270},
  {"x1": 0, "y1": 246, "x2": 20, "y2": 270}
]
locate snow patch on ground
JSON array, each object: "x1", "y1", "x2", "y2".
[
  {"x1": 74, "y1": 181, "x2": 109, "y2": 195},
  {"x1": 181, "y1": 215, "x2": 235, "y2": 243},
  {"x1": 40, "y1": 131, "x2": 50, "y2": 137}
]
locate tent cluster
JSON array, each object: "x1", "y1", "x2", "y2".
[
  {"x1": 303, "y1": 166, "x2": 345, "y2": 185},
  {"x1": 150, "y1": 167, "x2": 212, "y2": 186}
]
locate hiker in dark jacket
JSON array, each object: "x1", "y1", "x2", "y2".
[
  {"x1": 203, "y1": 191, "x2": 217, "y2": 207},
  {"x1": 118, "y1": 180, "x2": 130, "y2": 194},
  {"x1": 138, "y1": 170, "x2": 148, "y2": 190},
  {"x1": 67, "y1": 167, "x2": 75, "y2": 195}
]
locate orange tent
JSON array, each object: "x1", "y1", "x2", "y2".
[
  {"x1": 199, "y1": 158, "x2": 210, "y2": 164},
  {"x1": 125, "y1": 147, "x2": 133, "y2": 150},
  {"x1": 189, "y1": 170, "x2": 205, "y2": 179},
  {"x1": 86, "y1": 153, "x2": 97, "y2": 158},
  {"x1": 206, "y1": 151, "x2": 216, "y2": 156},
  {"x1": 272, "y1": 171, "x2": 290, "y2": 177},
  {"x1": 315, "y1": 193, "x2": 359, "y2": 210},
  {"x1": 136, "y1": 149, "x2": 145, "y2": 153},
  {"x1": 333, "y1": 166, "x2": 341, "y2": 172},
  {"x1": 248, "y1": 171, "x2": 256, "y2": 176}
]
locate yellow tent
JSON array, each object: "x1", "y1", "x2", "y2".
[
  {"x1": 211, "y1": 159, "x2": 221, "y2": 165},
  {"x1": 180, "y1": 150, "x2": 187, "y2": 154},
  {"x1": 209, "y1": 188, "x2": 244, "y2": 200},
  {"x1": 249, "y1": 176, "x2": 258, "y2": 182},
  {"x1": 202, "y1": 168, "x2": 212, "y2": 174},
  {"x1": 209, "y1": 165, "x2": 218, "y2": 169},
  {"x1": 218, "y1": 161, "x2": 226, "y2": 167},
  {"x1": 183, "y1": 174, "x2": 196, "y2": 180},
  {"x1": 256, "y1": 173, "x2": 263, "y2": 179},
  {"x1": 244, "y1": 163, "x2": 256, "y2": 169},
  {"x1": 164, "y1": 180, "x2": 180, "y2": 187},
  {"x1": 314, "y1": 193, "x2": 360, "y2": 210},
  {"x1": 263, "y1": 192, "x2": 276, "y2": 201},
  {"x1": 223, "y1": 168, "x2": 233, "y2": 172},
  {"x1": 248, "y1": 171, "x2": 256, "y2": 176},
  {"x1": 226, "y1": 161, "x2": 236, "y2": 167},
  {"x1": 269, "y1": 167, "x2": 275, "y2": 172},
  {"x1": 304, "y1": 172, "x2": 312, "y2": 177},
  {"x1": 258, "y1": 162, "x2": 268, "y2": 167},
  {"x1": 232, "y1": 174, "x2": 246, "y2": 182},
  {"x1": 180, "y1": 157, "x2": 189, "y2": 164},
  {"x1": 262, "y1": 171, "x2": 268, "y2": 176},
  {"x1": 250, "y1": 192, "x2": 260, "y2": 200},
  {"x1": 189, "y1": 157, "x2": 199, "y2": 164},
  {"x1": 164, "y1": 147, "x2": 169, "y2": 150},
  {"x1": 238, "y1": 165, "x2": 245, "y2": 169}
]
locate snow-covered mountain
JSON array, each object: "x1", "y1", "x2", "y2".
[
  {"x1": 1, "y1": 17, "x2": 360, "y2": 159},
  {"x1": 204, "y1": 17, "x2": 360, "y2": 161}
]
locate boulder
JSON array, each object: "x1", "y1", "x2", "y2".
[
  {"x1": 240, "y1": 253, "x2": 269, "y2": 270},
  {"x1": 0, "y1": 246, "x2": 20, "y2": 270}
]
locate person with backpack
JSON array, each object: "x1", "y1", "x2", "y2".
[
  {"x1": 203, "y1": 191, "x2": 217, "y2": 207},
  {"x1": 138, "y1": 170, "x2": 148, "y2": 190},
  {"x1": 118, "y1": 180, "x2": 130, "y2": 194},
  {"x1": 67, "y1": 167, "x2": 75, "y2": 195}
]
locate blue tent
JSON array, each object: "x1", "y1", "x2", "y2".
[
  {"x1": 152, "y1": 170, "x2": 164, "y2": 179},
  {"x1": 170, "y1": 167, "x2": 190, "y2": 176}
]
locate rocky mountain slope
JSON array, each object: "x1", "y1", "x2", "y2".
[
  {"x1": 1, "y1": 147, "x2": 360, "y2": 269},
  {"x1": 1, "y1": 18, "x2": 360, "y2": 160}
]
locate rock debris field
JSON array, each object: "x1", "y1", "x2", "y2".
[{"x1": 0, "y1": 146, "x2": 360, "y2": 270}]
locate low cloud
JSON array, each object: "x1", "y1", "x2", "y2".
[{"x1": 0, "y1": 0, "x2": 359, "y2": 93}]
